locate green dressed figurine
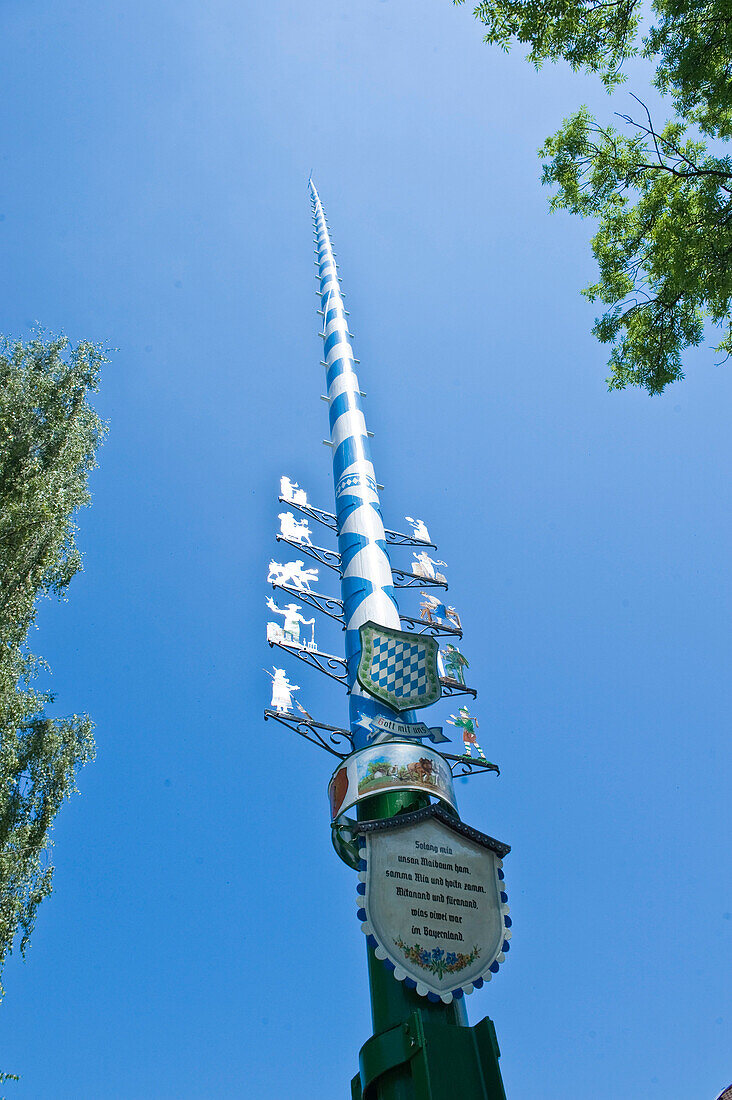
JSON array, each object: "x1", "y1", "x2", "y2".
[
  {"x1": 446, "y1": 706, "x2": 499, "y2": 771},
  {"x1": 440, "y1": 642, "x2": 470, "y2": 686}
]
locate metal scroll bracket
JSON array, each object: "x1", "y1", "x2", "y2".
[
  {"x1": 400, "y1": 614, "x2": 462, "y2": 640},
  {"x1": 275, "y1": 535, "x2": 342, "y2": 573},
  {"x1": 439, "y1": 751, "x2": 500, "y2": 778},
  {"x1": 271, "y1": 583, "x2": 345, "y2": 626},
  {"x1": 268, "y1": 637, "x2": 349, "y2": 687},
  {"x1": 281, "y1": 497, "x2": 437, "y2": 549},
  {"x1": 392, "y1": 567, "x2": 448, "y2": 591},
  {"x1": 263, "y1": 708, "x2": 353, "y2": 758},
  {"x1": 439, "y1": 679, "x2": 478, "y2": 700}
]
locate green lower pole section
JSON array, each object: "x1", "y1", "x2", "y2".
[{"x1": 351, "y1": 791, "x2": 508, "y2": 1100}]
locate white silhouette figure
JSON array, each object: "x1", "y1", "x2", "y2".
[
  {"x1": 405, "y1": 516, "x2": 431, "y2": 543},
  {"x1": 280, "y1": 476, "x2": 308, "y2": 506},
  {"x1": 279, "y1": 511, "x2": 313, "y2": 546},
  {"x1": 267, "y1": 559, "x2": 319, "y2": 592},
  {"x1": 267, "y1": 667, "x2": 299, "y2": 713},
  {"x1": 289, "y1": 561, "x2": 319, "y2": 591},
  {"x1": 419, "y1": 594, "x2": 461, "y2": 630},
  {"x1": 412, "y1": 551, "x2": 447, "y2": 584},
  {"x1": 267, "y1": 560, "x2": 287, "y2": 585},
  {"x1": 266, "y1": 597, "x2": 315, "y2": 648}
]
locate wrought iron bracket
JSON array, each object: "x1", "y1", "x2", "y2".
[
  {"x1": 275, "y1": 535, "x2": 341, "y2": 573},
  {"x1": 275, "y1": 541, "x2": 447, "y2": 590},
  {"x1": 279, "y1": 496, "x2": 338, "y2": 534},
  {"x1": 439, "y1": 751, "x2": 501, "y2": 778},
  {"x1": 281, "y1": 497, "x2": 436, "y2": 548},
  {"x1": 263, "y1": 708, "x2": 353, "y2": 758},
  {"x1": 271, "y1": 583, "x2": 345, "y2": 625},
  {"x1": 392, "y1": 567, "x2": 448, "y2": 591},
  {"x1": 268, "y1": 638, "x2": 349, "y2": 687},
  {"x1": 399, "y1": 614, "x2": 462, "y2": 640},
  {"x1": 383, "y1": 528, "x2": 436, "y2": 550},
  {"x1": 439, "y1": 679, "x2": 478, "y2": 699}
]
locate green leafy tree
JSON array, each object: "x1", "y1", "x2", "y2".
[
  {"x1": 0, "y1": 334, "x2": 106, "y2": 1001},
  {"x1": 456, "y1": 0, "x2": 732, "y2": 392}
]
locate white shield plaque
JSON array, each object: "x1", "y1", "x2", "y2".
[{"x1": 355, "y1": 807, "x2": 511, "y2": 1003}]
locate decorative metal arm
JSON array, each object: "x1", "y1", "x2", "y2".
[
  {"x1": 263, "y1": 708, "x2": 353, "y2": 758},
  {"x1": 392, "y1": 567, "x2": 448, "y2": 591},
  {"x1": 280, "y1": 497, "x2": 437, "y2": 548},
  {"x1": 439, "y1": 751, "x2": 501, "y2": 778},
  {"x1": 271, "y1": 583, "x2": 345, "y2": 625},
  {"x1": 384, "y1": 528, "x2": 436, "y2": 550},
  {"x1": 268, "y1": 638, "x2": 349, "y2": 687},
  {"x1": 278, "y1": 497, "x2": 338, "y2": 534},
  {"x1": 439, "y1": 679, "x2": 478, "y2": 700},
  {"x1": 399, "y1": 614, "x2": 462, "y2": 640},
  {"x1": 275, "y1": 536, "x2": 341, "y2": 573}
]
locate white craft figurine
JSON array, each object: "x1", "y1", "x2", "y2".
[
  {"x1": 266, "y1": 597, "x2": 316, "y2": 648},
  {"x1": 419, "y1": 594, "x2": 462, "y2": 630},
  {"x1": 267, "y1": 559, "x2": 319, "y2": 592},
  {"x1": 405, "y1": 516, "x2": 431, "y2": 543},
  {"x1": 279, "y1": 511, "x2": 313, "y2": 546},
  {"x1": 267, "y1": 559, "x2": 287, "y2": 585},
  {"x1": 280, "y1": 476, "x2": 308, "y2": 507},
  {"x1": 267, "y1": 667, "x2": 300, "y2": 713},
  {"x1": 412, "y1": 551, "x2": 447, "y2": 584}
]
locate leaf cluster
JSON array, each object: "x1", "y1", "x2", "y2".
[
  {"x1": 456, "y1": 0, "x2": 731, "y2": 127},
  {"x1": 0, "y1": 334, "x2": 106, "y2": 998},
  {"x1": 457, "y1": 0, "x2": 732, "y2": 390},
  {"x1": 456, "y1": 0, "x2": 640, "y2": 88},
  {"x1": 541, "y1": 107, "x2": 732, "y2": 390},
  {"x1": 648, "y1": 0, "x2": 732, "y2": 140}
]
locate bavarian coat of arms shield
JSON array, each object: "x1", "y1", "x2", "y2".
[{"x1": 356, "y1": 621, "x2": 441, "y2": 712}]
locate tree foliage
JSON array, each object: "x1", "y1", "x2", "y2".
[
  {"x1": 0, "y1": 334, "x2": 106, "y2": 999},
  {"x1": 456, "y1": 0, "x2": 732, "y2": 392},
  {"x1": 541, "y1": 106, "x2": 732, "y2": 391},
  {"x1": 466, "y1": 0, "x2": 641, "y2": 87}
]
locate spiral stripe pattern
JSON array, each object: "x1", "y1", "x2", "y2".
[{"x1": 310, "y1": 180, "x2": 411, "y2": 748}]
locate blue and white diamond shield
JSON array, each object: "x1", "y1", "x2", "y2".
[{"x1": 356, "y1": 622, "x2": 442, "y2": 712}]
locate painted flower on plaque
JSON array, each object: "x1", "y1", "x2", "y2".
[{"x1": 394, "y1": 940, "x2": 481, "y2": 978}]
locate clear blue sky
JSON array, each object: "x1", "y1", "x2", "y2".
[{"x1": 1, "y1": 1, "x2": 730, "y2": 1097}]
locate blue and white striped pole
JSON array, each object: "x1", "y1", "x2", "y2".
[
  {"x1": 309, "y1": 186, "x2": 515, "y2": 1095},
  {"x1": 310, "y1": 180, "x2": 414, "y2": 749}
]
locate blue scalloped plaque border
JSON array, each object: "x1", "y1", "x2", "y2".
[{"x1": 354, "y1": 830, "x2": 512, "y2": 1004}]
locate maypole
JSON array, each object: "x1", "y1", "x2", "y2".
[
  {"x1": 265, "y1": 182, "x2": 512, "y2": 1099},
  {"x1": 310, "y1": 179, "x2": 406, "y2": 744}
]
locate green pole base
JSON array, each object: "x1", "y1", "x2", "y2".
[
  {"x1": 353, "y1": 791, "x2": 508, "y2": 1099},
  {"x1": 351, "y1": 1010, "x2": 507, "y2": 1100}
]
